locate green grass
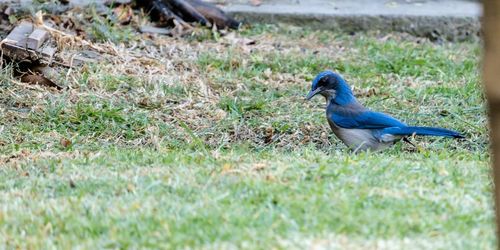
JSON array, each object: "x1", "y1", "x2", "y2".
[{"x1": 0, "y1": 24, "x2": 493, "y2": 249}]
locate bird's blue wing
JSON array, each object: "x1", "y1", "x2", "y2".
[{"x1": 332, "y1": 110, "x2": 406, "y2": 129}]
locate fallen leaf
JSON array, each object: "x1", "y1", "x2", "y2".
[
  {"x1": 127, "y1": 183, "x2": 135, "y2": 193},
  {"x1": 60, "y1": 138, "x2": 72, "y2": 148},
  {"x1": 223, "y1": 32, "x2": 257, "y2": 45},
  {"x1": 113, "y1": 4, "x2": 133, "y2": 24},
  {"x1": 264, "y1": 127, "x2": 274, "y2": 143},
  {"x1": 252, "y1": 163, "x2": 267, "y2": 171},
  {"x1": 222, "y1": 163, "x2": 232, "y2": 172}
]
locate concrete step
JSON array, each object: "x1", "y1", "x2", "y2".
[{"x1": 221, "y1": 0, "x2": 482, "y2": 41}]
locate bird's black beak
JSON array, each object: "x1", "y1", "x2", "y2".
[{"x1": 306, "y1": 88, "x2": 322, "y2": 100}]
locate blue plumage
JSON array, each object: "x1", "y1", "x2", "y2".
[
  {"x1": 381, "y1": 126, "x2": 463, "y2": 138},
  {"x1": 332, "y1": 109, "x2": 407, "y2": 129},
  {"x1": 306, "y1": 71, "x2": 464, "y2": 151}
]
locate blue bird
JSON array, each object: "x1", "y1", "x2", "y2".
[{"x1": 306, "y1": 71, "x2": 464, "y2": 151}]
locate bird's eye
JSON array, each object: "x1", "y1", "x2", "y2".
[{"x1": 319, "y1": 78, "x2": 328, "y2": 86}]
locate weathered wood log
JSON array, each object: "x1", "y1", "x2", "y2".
[
  {"x1": 187, "y1": 0, "x2": 241, "y2": 29},
  {"x1": 146, "y1": 0, "x2": 240, "y2": 29},
  {"x1": 163, "y1": 0, "x2": 209, "y2": 26},
  {"x1": 151, "y1": 0, "x2": 186, "y2": 25}
]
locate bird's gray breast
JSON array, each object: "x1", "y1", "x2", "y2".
[{"x1": 327, "y1": 119, "x2": 394, "y2": 152}]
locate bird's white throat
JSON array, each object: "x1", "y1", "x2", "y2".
[{"x1": 322, "y1": 89, "x2": 337, "y2": 102}]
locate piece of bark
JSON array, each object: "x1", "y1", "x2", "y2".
[{"x1": 187, "y1": 0, "x2": 240, "y2": 29}]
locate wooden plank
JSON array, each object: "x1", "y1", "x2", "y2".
[
  {"x1": 40, "y1": 46, "x2": 57, "y2": 58},
  {"x1": 4, "y1": 22, "x2": 33, "y2": 45},
  {"x1": 40, "y1": 46, "x2": 57, "y2": 64},
  {"x1": 1, "y1": 22, "x2": 57, "y2": 65},
  {"x1": 22, "y1": 28, "x2": 49, "y2": 50},
  {"x1": 71, "y1": 55, "x2": 98, "y2": 66},
  {"x1": 0, "y1": 43, "x2": 38, "y2": 61},
  {"x1": 482, "y1": 0, "x2": 500, "y2": 248},
  {"x1": 0, "y1": 42, "x2": 57, "y2": 65}
]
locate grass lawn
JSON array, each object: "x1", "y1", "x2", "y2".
[{"x1": 0, "y1": 22, "x2": 493, "y2": 249}]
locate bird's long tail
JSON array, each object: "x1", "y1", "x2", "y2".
[{"x1": 382, "y1": 126, "x2": 464, "y2": 138}]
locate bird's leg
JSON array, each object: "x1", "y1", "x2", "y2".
[{"x1": 352, "y1": 141, "x2": 367, "y2": 154}]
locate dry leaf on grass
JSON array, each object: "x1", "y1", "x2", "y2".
[
  {"x1": 60, "y1": 138, "x2": 72, "y2": 148},
  {"x1": 113, "y1": 4, "x2": 134, "y2": 24}
]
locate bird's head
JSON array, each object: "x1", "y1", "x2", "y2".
[{"x1": 306, "y1": 71, "x2": 354, "y2": 105}]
